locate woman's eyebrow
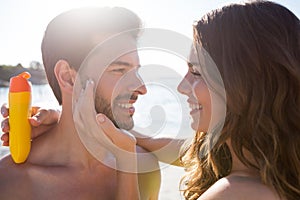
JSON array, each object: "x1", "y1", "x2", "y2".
[
  {"x1": 187, "y1": 62, "x2": 193, "y2": 68},
  {"x1": 187, "y1": 62, "x2": 199, "y2": 68}
]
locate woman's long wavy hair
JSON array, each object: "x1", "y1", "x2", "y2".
[{"x1": 180, "y1": 1, "x2": 300, "y2": 200}]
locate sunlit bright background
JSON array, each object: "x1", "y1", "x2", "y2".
[
  {"x1": 0, "y1": 0, "x2": 299, "y2": 199},
  {"x1": 1, "y1": 0, "x2": 299, "y2": 67}
]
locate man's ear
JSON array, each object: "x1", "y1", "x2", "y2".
[{"x1": 54, "y1": 60, "x2": 76, "y2": 94}]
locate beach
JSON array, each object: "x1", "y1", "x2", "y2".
[{"x1": 159, "y1": 164, "x2": 185, "y2": 199}]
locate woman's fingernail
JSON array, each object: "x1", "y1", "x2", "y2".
[
  {"x1": 87, "y1": 79, "x2": 94, "y2": 86},
  {"x1": 32, "y1": 116, "x2": 40, "y2": 124},
  {"x1": 1, "y1": 107, "x2": 6, "y2": 116},
  {"x1": 97, "y1": 114, "x2": 105, "y2": 123}
]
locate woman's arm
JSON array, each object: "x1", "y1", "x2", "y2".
[{"x1": 130, "y1": 130, "x2": 185, "y2": 167}]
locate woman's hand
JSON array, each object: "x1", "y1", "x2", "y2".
[
  {"x1": 73, "y1": 79, "x2": 137, "y2": 156},
  {"x1": 1, "y1": 104, "x2": 61, "y2": 146},
  {"x1": 73, "y1": 79, "x2": 140, "y2": 200}
]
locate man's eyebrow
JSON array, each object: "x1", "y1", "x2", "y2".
[{"x1": 110, "y1": 61, "x2": 141, "y2": 68}]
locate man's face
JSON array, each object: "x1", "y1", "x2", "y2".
[{"x1": 94, "y1": 49, "x2": 147, "y2": 130}]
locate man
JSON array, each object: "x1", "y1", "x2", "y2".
[{"x1": 0, "y1": 7, "x2": 160, "y2": 200}]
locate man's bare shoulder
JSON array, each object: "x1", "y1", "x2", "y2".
[
  {"x1": 0, "y1": 154, "x2": 13, "y2": 168},
  {"x1": 0, "y1": 155, "x2": 14, "y2": 184},
  {"x1": 198, "y1": 173, "x2": 280, "y2": 200},
  {"x1": 0, "y1": 155, "x2": 25, "y2": 179},
  {"x1": 0, "y1": 154, "x2": 118, "y2": 200},
  {"x1": 0, "y1": 155, "x2": 32, "y2": 198}
]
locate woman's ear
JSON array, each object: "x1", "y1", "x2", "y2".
[{"x1": 54, "y1": 60, "x2": 76, "y2": 94}]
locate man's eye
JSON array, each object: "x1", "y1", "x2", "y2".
[{"x1": 112, "y1": 68, "x2": 126, "y2": 73}]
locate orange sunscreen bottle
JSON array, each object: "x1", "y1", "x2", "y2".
[{"x1": 9, "y1": 72, "x2": 32, "y2": 163}]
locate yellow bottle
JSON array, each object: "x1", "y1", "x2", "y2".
[{"x1": 9, "y1": 72, "x2": 32, "y2": 163}]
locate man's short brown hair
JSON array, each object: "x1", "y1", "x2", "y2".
[{"x1": 41, "y1": 7, "x2": 142, "y2": 105}]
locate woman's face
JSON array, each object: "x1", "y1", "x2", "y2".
[{"x1": 177, "y1": 50, "x2": 212, "y2": 132}]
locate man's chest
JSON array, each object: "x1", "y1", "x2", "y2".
[{"x1": 13, "y1": 165, "x2": 118, "y2": 200}]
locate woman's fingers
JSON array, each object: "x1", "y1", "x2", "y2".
[
  {"x1": 31, "y1": 106, "x2": 41, "y2": 116},
  {"x1": 1, "y1": 133, "x2": 9, "y2": 146},
  {"x1": 96, "y1": 114, "x2": 136, "y2": 152},
  {"x1": 1, "y1": 103, "x2": 9, "y2": 118},
  {"x1": 28, "y1": 108, "x2": 60, "y2": 139},
  {"x1": 74, "y1": 79, "x2": 98, "y2": 137},
  {"x1": 1, "y1": 105, "x2": 11, "y2": 146},
  {"x1": 1, "y1": 117, "x2": 9, "y2": 146},
  {"x1": 1, "y1": 102, "x2": 60, "y2": 145},
  {"x1": 81, "y1": 79, "x2": 96, "y2": 115},
  {"x1": 1, "y1": 118, "x2": 9, "y2": 133},
  {"x1": 1, "y1": 106, "x2": 60, "y2": 141},
  {"x1": 30, "y1": 109, "x2": 60, "y2": 127}
]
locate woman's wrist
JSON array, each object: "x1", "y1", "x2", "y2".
[{"x1": 115, "y1": 149, "x2": 138, "y2": 172}]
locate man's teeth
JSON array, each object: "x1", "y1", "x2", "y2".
[
  {"x1": 190, "y1": 104, "x2": 203, "y2": 110},
  {"x1": 118, "y1": 103, "x2": 133, "y2": 109}
]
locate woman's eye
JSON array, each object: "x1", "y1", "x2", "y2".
[
  {"x1": 190, "y1": 70, "x2": 201, "y2": 76},
  {"x1": 188, "y1": 64, "x2": 202, "y2": 77}
]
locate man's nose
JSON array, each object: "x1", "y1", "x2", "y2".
[
  {"x1": 135, "y1": 84, "x2": 147, "y2": 95},
  {"x1": 129, "y1": 71, "x2": 147, "y2": 95}
]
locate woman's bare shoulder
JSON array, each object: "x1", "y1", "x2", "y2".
[{"x1": 198, "y1": 172, "x2": 281, "y2": 200}]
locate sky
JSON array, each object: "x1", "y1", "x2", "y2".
[{"x1": 0, "y1": 0, "x2": 299, "y2": 67}]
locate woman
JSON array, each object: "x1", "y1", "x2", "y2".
[
  {"x1": 178, "y1": 1, "x2": 300, "y2": 199},
  {"x1": 2, "y1": 1, "x2": 300, "y2": 199},
  {"x1": 135, "y1": 2, "x2": 300, "y2": 199}
]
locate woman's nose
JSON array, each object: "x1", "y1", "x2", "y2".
[{"x1": 177, "y1": 75, "x2": 192, "y2": 96}]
